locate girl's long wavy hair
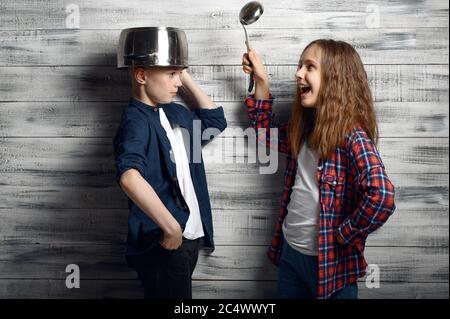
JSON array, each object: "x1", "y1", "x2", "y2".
[{"x1": 288, "y1": 39, "x2": 378, "y2": 159}]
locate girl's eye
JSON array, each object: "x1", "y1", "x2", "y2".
[{"x1": 307, "y1": 65, "x2": 313, "y2": 71}]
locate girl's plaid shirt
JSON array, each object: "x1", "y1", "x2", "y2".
[{"x1": 245, "y1": 94, "x2": 396, "y2": 299}]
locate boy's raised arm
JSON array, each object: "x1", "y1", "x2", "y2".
[{"x1": 179, "y1": 70, "x2": 216, "y2": 109}]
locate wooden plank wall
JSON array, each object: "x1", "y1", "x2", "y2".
[{"x1": 0, "y1": 0, "x2": 448, "y2": 298}]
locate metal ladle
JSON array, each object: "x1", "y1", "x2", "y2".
[{"x1": 239, "y1": 1, "x2": 264, "y2": 92}]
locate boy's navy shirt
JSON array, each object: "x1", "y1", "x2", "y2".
[{"x1": 113, "y1": 98, "x2": 227, "y2": 263}]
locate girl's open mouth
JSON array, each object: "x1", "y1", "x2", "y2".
[{"x1": 300, "y1": 86, "x2": 311, "y2": 96}]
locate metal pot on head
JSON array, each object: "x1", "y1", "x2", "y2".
[{"x1": 117, "y1": 27, "x2": 188, "y2": 69}]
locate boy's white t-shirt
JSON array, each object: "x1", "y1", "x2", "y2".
[{"x1": 159, "y1": 107, "x2": 204, "y2": 240}]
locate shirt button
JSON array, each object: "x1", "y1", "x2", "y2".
[
  {"x1": 153, "y1": 107, "x2": 158, "y2": 112},
  {"x1": 172, "y1": 176, "x2": 178, "y2": 182}
]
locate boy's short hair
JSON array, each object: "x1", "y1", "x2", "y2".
[{"x1": 128, "y1": 66, "x2": 186, "y2": 86}]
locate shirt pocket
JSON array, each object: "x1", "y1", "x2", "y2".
[{"x1": 321, "y1": 174, "x2": 346, "y2": 210}]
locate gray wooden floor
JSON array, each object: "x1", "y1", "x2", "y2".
[{"x1": 0, "y1": 0, "x2": 448, "y2": 298}]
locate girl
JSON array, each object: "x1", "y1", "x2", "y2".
[{"x1": 241, "y1": 39, "x2": 396, "y2": 299}]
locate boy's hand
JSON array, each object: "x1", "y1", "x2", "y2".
[
  {"x1": 178, "y1": 68, "x2": 216, "y2": 109},
  {"x1": 180, "y1": 69, "x2": 192, "y2": 87},
  {"x1": 242, "y1": 48, "x2": 269, "y2": 86},
  {"x1": 160, "y1": 220, "x2": 183, "y2": 250}
]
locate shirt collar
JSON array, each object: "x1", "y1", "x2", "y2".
[
  {"x1": 130, "y1": 98, "x2": 188, "y2": 128},
  {"x1": 131, "y1": 97, "x2": 164, "y2": 113}
]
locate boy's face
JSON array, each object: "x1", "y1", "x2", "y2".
[
  {"x1": 295, "y1": 44, "x2": 322, "y2": 108},
  {"x1": 135, "y1": 67, "x2": 184, "y2": 106}
]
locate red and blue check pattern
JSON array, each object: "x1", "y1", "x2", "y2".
[{"x1": 245, "y1": 94, "x2": 396, "y2": 299}]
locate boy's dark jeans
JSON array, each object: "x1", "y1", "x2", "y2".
[{"x1": 134, "y1": 238, "x2": 200, "y2": 299}]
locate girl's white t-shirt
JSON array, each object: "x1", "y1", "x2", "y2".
[{"x1": 282, "y1": 141, "x2": 320, "y2": 256}]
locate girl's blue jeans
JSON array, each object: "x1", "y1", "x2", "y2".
[{"x1": 278, "y1": 240, "x2": 358, "y2": 299}]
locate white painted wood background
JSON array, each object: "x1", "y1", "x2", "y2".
[{"x1": 0, "y1": 0, "x2": 448, "y2": 298}]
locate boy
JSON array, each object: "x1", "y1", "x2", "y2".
[{"x1": 113, "y1": 27, "x2": 227, "y2": 299}]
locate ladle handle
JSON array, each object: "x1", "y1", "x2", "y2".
[
  {"x1": 248, "y1": 73, "x2": 255, "y2": 92},
  {"x1": 245, "y1": 40, "x2": 254, "y2": 92}
]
